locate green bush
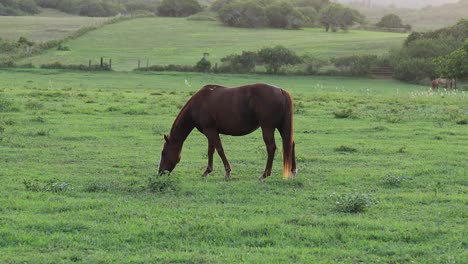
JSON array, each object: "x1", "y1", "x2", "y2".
[
  {"x1": 219, "y1": 51, "x2": 257, "y2": 73},
  {"x1": 219, "y1": 0, "x2": 268, "y2": 28},
  {"x1": 136, "y1": 64, "x2": 194, "y2": 72},
  {"x1": 157, "y1": 0, "x2": 202, "y2": 17},
  {"x1": 265, "y1": 1, "x2": 304, "y2": 29},
  {"x1": 40, "y1": 62, "x2": 111, "y2": 71},
  {"x1": 257, "y1": 45, "x2": 302, "y2": 74}
]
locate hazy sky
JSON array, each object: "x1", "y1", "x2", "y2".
[{"x1": 335, "y1": 0, "x2": 460, "y2": 8}]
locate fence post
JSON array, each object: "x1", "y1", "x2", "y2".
[
  {"x1": 138, "y1": 59, "x2": 140, "y2": 69},
  {"x1": 100, "y1": 57, "x2": 103, "y2": 68},
  {"x1": 109, "y1": 59, "x2": 112, "y2": 70},
  {"x1": 146, "y1": 59, "x2": 149, "y2": 68},
  {"x1": 89, "y1": 59, "x2": 91, "y2": 69}
]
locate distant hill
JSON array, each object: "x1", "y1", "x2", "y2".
[
  {"x1": 334, "y1": 0, "x2": 459, "y2": 9},
  {"x1": 346, "y1": 0, "x2": 468, "y2": 30}
]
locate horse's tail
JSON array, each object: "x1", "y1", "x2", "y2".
[{"x1": 281, "y1": 89, "x2": 294, "y2": 179}]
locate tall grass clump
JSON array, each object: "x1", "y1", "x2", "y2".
[
  {"x1": 148, "y1": 175, "x2": 180, "y2": 194},
  {"x1": 331, "y1": 192, "x2": 378, "y2": 213}
]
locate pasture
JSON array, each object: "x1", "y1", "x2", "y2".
[
  {"x1": 0, "y1": 9, "x2": 107, "y2": 42},
  {"x1": 0, "y1": 69, "x2": 466, "y2": 263},
  {"x1": 18, "y1": 17, "x2": 407, "y2": 71}
]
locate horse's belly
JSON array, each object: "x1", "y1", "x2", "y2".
[{"x1": 218, "y1": 122, "x2": 259, "y2": 136}]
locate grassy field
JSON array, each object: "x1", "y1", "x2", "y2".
[
  {"x1": 0, "y1": 9, "x2": 107, "y2": 42},
  {"x1": 0, "y1": 68, "x2": 466, "y2": 263},
  {"x1": 19, "y1": 17, "x2": 407, "y2": 71}
]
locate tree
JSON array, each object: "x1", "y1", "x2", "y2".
[
  {"x1": 376, "y1": 14, "x2": 404, "y2": 28},
  {"x1": 157, "y1": 0, "x2": 202, "y2": 17},
  {"x1": 219, "y1": 0, "x2": 267, "y2": 28},
  {"x1": 265, "y1": 1, "x2": 304, "y2": 29},
  {"x1": 257, "y1": 45, "x2": 302, "y2": 74},
  {"x1": 434, "y1": 39, "x2": 468, "y2": 80},
  {"x1": 318, "y1": 3, "x2": 362, "y2": 32}
]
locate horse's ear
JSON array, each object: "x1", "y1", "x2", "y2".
[{"x1": 164, "y1": 134, "x2": 169, "y2": 142}]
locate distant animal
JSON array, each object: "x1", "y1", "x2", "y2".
[
  {"x1": 158, "y1": 83, "x2": 297, "y2": 181},
  {"x1": 433, "y1": 78, "x2": 456, "y2": 90}
]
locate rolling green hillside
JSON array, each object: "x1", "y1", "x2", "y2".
[
  {"x1": 20, "y1": 17, "x2": 407, "y2": 71},
  {"x1": 0, "y1": 9, "x2": 107, "y2": 42}
]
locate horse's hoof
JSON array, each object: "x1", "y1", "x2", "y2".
[
  {"x1": 290, "y1": 169, "x2": 298, "y2": 179},
  {"x1": 258, "y1": 176, "x2": 266, "y2": 182}
]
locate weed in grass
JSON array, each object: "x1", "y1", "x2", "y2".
[
  {"x1": 23, "y1": 178, "x2": 73, "y2": 192},
  {"x1": 31, "y1": 129, "x2": 49, "y2": 137},
  {"x1": 30, "y1": 116, "x2": 45, "y2": 123},
  {"x1": 0, "y1": 96, "x2": 20, "y2": 112},
  {"x1": 148, "y1": 175, "x2": 180, "y2": 194},
  {"x1": 294, "y1": 101, "x2": 306, "y2": 114},
  {"x1": 386, "y1": 115, "x2": 402, "y2": 123},
  {"x1": 335, "y1": 145, "x2": 358, "y2": 153},
  {"x1": 106, "y1": 106, "x2": 120, "y2": 112},
  {"x1": 382, "y1": 174, "x2": 406, "y2": 187},
  {"x1": 124, "y1": 109, "x2": 148, "y2": 115},
  {"x1": 398, "y1": 146, "x2": 406, "y2": 153},
  {"x1": 25, "y1": 100, "x2": 44, "y2": 110},
  {"x1": 331, "y1": 192, "x2": 378, "y2": 213},
  {"x1": 333, "y1": 108, "x2": 354, "y2": 119}
]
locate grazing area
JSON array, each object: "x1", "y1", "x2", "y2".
[
  {"x1": 19, "y1": 17, "x2": 407, "y2": 71},
  {"x1": 0, "y1": 9, "x2": 107, "y2": 42},
  {"x1": 0, "y1": 69, "x2": 466, "y2": 262}
]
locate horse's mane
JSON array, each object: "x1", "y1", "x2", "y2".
[{"x1": 169, "y1": 95, "x2": 195, "y2": 138}]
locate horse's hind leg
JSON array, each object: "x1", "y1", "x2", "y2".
[
  {"x1": 202, "y1": 143, "x2": 215, "y2": 177},
  {"x1": 259, "y1": 127, "x2": 276, "y2": 181},
  {"x1": 291, "y1": 141, "x2": 297, "y2": 178},
  {"x1": 204, "y1": 129, "x2": 231, "y2": 181}
]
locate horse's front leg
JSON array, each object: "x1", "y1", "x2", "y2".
[
  {"x1": 204, "y1": 129, "x2": 231, "y2": 181},
  {"x1": 202, "y1": 143, "x2": 214, "y2": 177}
]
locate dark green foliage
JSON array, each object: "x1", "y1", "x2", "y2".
[
  {"x1": 294, "y1": 0, "x2": 330, "y2": 10},
  {"x1": 219, "y1": 0, "x2": 267, "y2": 28},
  {"x1": 376, "y1": 14, "x2": 406, "y2": 29},
  {"x1": 136, "y1": 64, "x2": 195, "y2": 72},
  {"x1": 297, "y1": 6, "x2": 317, "y2": 26},
  {"x1": 219, "y1": 51, "x2": 257, "y2": 73},
  {"x1": 332, "y1": 55, "x2": 378, "y2": 76},
  {"x1": 0, "y1": 0, "x2": 40, "y2": 15},
  {"x1": 40, "y1": 62, "x2": 111, "y2": 71},
  {"x1": 157, "y1": 0, "x2": 202, "y2": 17},
  {"x1": 194, "y1": 54, "x2": 212, "y2": 72},
  {"x1": 391, "y1": 20, "x2": 467, "y2": 83},
  {"x1": 265, "y1": 1, "x2": 304, "y2": 29},
  {"x1": 257, "y1": 45, "x2": 302, "y2": 74},
  {"x1": 210, "y1": 0, "x2": 235, "y2": 12},
  {"x1": 318, "y1": 3, "x2": 363, "y2": 32},
  {"x1": 332, "y1": 192, "x2": 378, "y2": 213}
]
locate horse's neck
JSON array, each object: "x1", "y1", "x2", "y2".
[{"x1": 169, "y1": 106, "x2": 194, "y2": 144}]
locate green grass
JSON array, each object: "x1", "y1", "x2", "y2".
[
  {"x1": 20, "y1": 16, "x2": 407, "y2": 71},
  {"x1": 0, "y1": 9, "x2": 107, "y2": 42},
  {"x1": 0, "y1": 68, "x2": 467, "y2": 263}
]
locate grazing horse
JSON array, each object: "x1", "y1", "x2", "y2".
[
  {"x1": 434, "y1": 78, "x2": 456, "y2": 90},
  {"x1": 158, "y1": 83, "x2": 297, "y2": 181}
]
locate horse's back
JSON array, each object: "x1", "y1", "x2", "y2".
[{"x1": 190, "y1": 83, "x2": 289, "y2": 135}]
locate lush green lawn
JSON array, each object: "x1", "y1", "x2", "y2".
[
  {"x1": 0, "y1": 9, "x2": 107, "y2": 42},
  {"x1": 0, "y1": 69, "x2": 466, "y2": 263},
  {"x1": 19, "y1": 17, "x2": 407, "y2": 71}
]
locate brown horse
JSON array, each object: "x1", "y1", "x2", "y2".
[{"x1": 158, "y1": 83, "x2": 297, "y2": 181}]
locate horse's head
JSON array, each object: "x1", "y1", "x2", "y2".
[{"x1": 158, "y1": 134, "x2": 182, "y2": 175}]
